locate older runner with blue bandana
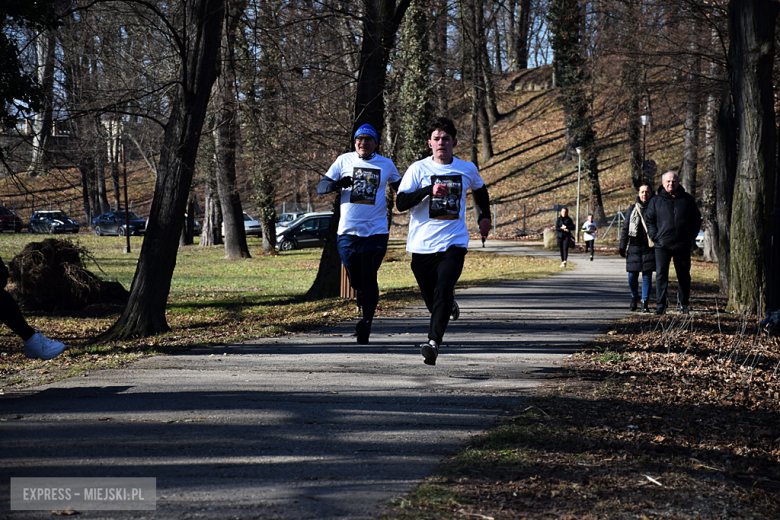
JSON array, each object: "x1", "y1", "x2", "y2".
[{"x1": 318, "y1": 124, "x2": 401, "y2": 344}]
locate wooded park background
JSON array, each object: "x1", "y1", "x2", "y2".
[{"x1": 1, "y1": 0, "x2": 778, "y2": 339}]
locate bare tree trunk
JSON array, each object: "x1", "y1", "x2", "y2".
[
  {"x1": 431, "y1": 0, "x2": 449, "y2": 114},
  {"x1": 99, "y1": 0, "x2": 224, "y2": 339},
  {"x1": 214, "y1": 0, "x2": 250, "y2": 259},
  {"x1": 200, "y1": 173, "x2": 223, "y2": 246},
  {"x1": 106, "y1": 120, "x2": 123, "y2": 209},
  {"x1": 715, "y1": 83, "x2": 737, "y2": 296},
  {"x1": 681, "y1": 20, "x2": 701, "y2": 198},
  {"x1": 307, "y1": 0, "x2": 411, "y2": 299},
  {"x1": 624, "y1": 65, "x2": 643, "y2": 189},
  {"x1": 28, "y1": 28, "x2": 56, "y2": 177},
  {"x1": 726, "y1": 0, "x2": 778, "y2": 314},
  {"x1": 79, "y1": 162, "x2": 92, "y2": 225},
  {"x1": 180, "y1": 196, "x2": 195, "y2": 246},
  {"x1": 508, "y1": 0, "x2": 531, "y2": 71},
  {"x1": 476, "y1": 2, "x2": 499, "y2": 126},
  {"x1": 701, "y1": 26, "x2": 720, "y2": 263},
  {"x1": 95, "y1": 147, "x2": 110, "y2": 212}
]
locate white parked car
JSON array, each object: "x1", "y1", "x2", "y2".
[
  {"x1": 222, "y1": 212, "x2": 262, "y2": 237},
  {"x1": 695, "y1": 230, "x2": 704, "y2": 249}
]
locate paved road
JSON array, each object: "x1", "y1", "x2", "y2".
[{"x1": 0, "y1": 241, "x2": 630, "y2": 519}]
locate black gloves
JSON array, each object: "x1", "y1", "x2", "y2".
[
  {"x1": 334, "y1": 176, "x2": 353, "y2": 189},
  {"x1": 619, "y1": 248, "x2": 626, "y2": 258}
]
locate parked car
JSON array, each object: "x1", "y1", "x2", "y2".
[
  {"x1": 276, "y1": 212, "x2": 305, "y2": 229},
  {"x1": 695, "y1": 230, "x2": 704, "y2": 249},
  {"x1": 0, "y1": 206, "x2": 23, "y2": 233},
  {"x1": 242, "y1": 212, "x2": 262, "y2": 236},
  {"x1": 275, "y1": 212, "x2": 333, "y2": 251},
  {"x1": 28, "y1": 210, "x2": 80, "y2": 234},
  {"x1": 145, "y1": 214, "x2": 202, "y2": 235},
  {"x1": 221, "y1": 212, "x2": 262, "y2": 237},
  {"x1": 92, "y1": 211, "x2": 146, "y2": 236}
]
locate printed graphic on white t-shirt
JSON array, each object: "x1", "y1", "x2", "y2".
[
  {"x1": 350, "y1": 167, "x2": 380, "y2": 205},
  {"x1": 398, "y1": 156, "x2": 485, "y2": 254},
  {"x1": 324, "y1": 152, "x2": 400, "y2": 236},
  {"x1": 429, "y1": 175, "x2": 462, "y2": 220}
]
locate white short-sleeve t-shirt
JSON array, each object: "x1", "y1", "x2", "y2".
[
  {"x1": 324, "y1": 152, "x2": 401, "y2": 236},
  {"x1": 398, "y1": 156, "x2": 485, "y2": 254},
  {"x1": 582, "y1": 221, "x2": 597, "y2": 241}
]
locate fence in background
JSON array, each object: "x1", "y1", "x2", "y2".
[{"x1": 275, "y1": 202, "x2": 331, "y2": 216}]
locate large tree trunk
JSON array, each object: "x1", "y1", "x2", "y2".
[
  {"x1": 306, "y1": 0, "x2": 411, "y2": 299},
  {"x1": 726, "y1": 0, "x2": 778, "y2": 314},
  {"x1": 681, "y1": 20, "x2": 701, "y2": 198},
  {"x1": 99, "y1": 0, "x2": 224, "y2": 339},
  {"x1": 624, "y1": 65, "x2": 643, "y2": 190},
  {"x1": 715, "y1": 83, "x2": 737, "y2": 295},
  {"x1": 431, "y1": 0, "x2": 449, "y2": 114},
  {"x1": 213, "y1": 0, "x2": 250, "y2": 259},
  {"x1": 28, "y1": 28, "x2": 56, "y2": 177},
  {"x1": 508, "y1": 0, "x2": 531, "y2": 71}
]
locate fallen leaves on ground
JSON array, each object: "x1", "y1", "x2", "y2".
[{"x1": 383, "y1": 288, "x2": 780, "y2": 520}]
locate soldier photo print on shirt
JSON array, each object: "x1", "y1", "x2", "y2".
[
  {"x1": 349, "y1": 167, "x2": 381, "y2": 205},
  {"x1": 429, "y1": 175, "x2": 462, "y2": 220}
]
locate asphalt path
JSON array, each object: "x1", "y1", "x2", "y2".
[{"x1": 0, "y1": 241, "x2": 630, "y2": 519}]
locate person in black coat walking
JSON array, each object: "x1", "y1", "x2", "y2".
[
  {"x1": 619, "y1": 183, "x2": 655, "y2": 312},
  {"x1": 645, "y1": 171, "x2": 702, "y2": 315},
  {"x1": 555, "y1": 207, "x2": 575, "y2": 267}
]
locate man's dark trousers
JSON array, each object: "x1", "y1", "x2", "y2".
[
  {"x1": 410, "y1": 246, "x2": 466, "y2": 344},
  {"x1": 655, "y1": 246, "x2": 691, "y2": 308}
]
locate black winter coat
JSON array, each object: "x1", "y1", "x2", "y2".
[
  {"x1": 645, "y1": 185, "x2": 701, "y2": 250},
  {"x1": 619, "y1": 202, "x2": 655, "y2": 273},
  {"x1": 555, "y1": 215, "x2": 575, "y2": 240}
]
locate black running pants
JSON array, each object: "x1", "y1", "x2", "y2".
[{"x1": 410, "y1": 246, "x2": 466, "y2": 344}]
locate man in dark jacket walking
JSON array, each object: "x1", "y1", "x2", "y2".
[{"x1": 645, "y1": 171, "x2": 702, "y2": 315}]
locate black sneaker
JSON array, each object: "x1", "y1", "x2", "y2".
[
  {"x1": 356, "y1": 319, "x2": 371, "y2": 345},
  {"x1": 679, "y1": 305, "x2": 689, "y2": 315},
  {"x1": 420, "y1": 342, "x2": 438, "y2": 366},
  {"x1": 641, "y1": 300, "x2": 650, "y2": 313},
  {"x1": 655, "y1": 305, "x2": 666, "y2": 316},
  {"x1": 450, "y1": 301, "x2": 460, "y2": 321}
]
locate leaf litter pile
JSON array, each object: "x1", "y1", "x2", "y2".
[{"x1": 384, "y1": 295, "x2": 780, "y2": 519}]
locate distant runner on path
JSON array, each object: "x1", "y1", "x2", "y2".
[
  {"x1": 396, "y1": 116, "x2": 492, "y2": 366},
  {"x1": 318, "y1": 124, "x2": 401, "y2": 345}
]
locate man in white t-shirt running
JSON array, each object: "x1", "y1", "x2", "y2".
[
  {"x1": 318, "y1": 124, "x2": 401, "y2": 345},
  {"x1": 396, "y1": 117, "x2": 492, "y2": 366}
]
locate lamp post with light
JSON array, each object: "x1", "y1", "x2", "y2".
[{"x1": 575, "y1": 147, "x2": 583, "y2": 244}]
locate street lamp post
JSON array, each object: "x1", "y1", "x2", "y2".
[{"x1": 575, "y1": 147, "x2": 583, "y2": 244}]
